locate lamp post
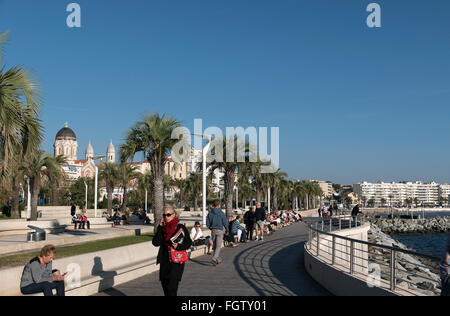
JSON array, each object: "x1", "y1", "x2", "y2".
[
  {"x1": 193, "y1": 133, "x2": 212, "y2": 227},
  {"x1": 145, "y1": 189, "x2": 148, "y2": 213},
  {"x1": 84, "y1": 181, "x2": 88, "y2": 210},
  {"x1": 26, "y1": 177, "x2": 31, "y2": 221},
  {"x1": 91, "y1": 155, "x2": 105, "y2": 218}
]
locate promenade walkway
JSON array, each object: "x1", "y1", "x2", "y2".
[{"x1": 95, "y1": 221, "x2": 330, "y2": 296}]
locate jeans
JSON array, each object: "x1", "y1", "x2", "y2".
[
  {"x1": 211, "y1": 229, "x2": 224, "y2": 263},
  {"x1": 21, "y1": 281, "x2": 65, "y2": 297}
]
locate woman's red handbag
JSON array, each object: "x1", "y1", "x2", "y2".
[{"x1": 168, "y1": 247, "x2": 188, "y2": 264}]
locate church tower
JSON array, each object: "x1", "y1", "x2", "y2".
[
  {"x1": 54, "y1": 122, "x2": 78, "y2": 161},
  {"x1": 85, "y1": 141, "x2": 94, "y2": 160},
  {"x1": 107, "y1": 140, "x2": 115, "y2": 163}
]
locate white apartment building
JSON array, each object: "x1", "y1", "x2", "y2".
[
  {"x1": 316, "y1": 181, "x2": 335, "y2": 197},
  {"x1": 353, "y1": 181, "x2": 446, "y2": 206}
]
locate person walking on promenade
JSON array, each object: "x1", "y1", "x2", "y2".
[
  {"x1": 254, "y1": 203, "x2": 266, "y2": 241},
  {"x1": 206, "y1": 200, "x2": 229, "y2": 266},
  {"x1": 152, "y1": 206, "x2": 192, "y2": 296},
  {"x1": 441, "y1": 234, "x2": 450, "y2": 296},
  {"x1": 70, "y1": 203, "x2": 76, "y2": 217},
  {"x1": 244, "y1": 207, "x2": 256, "y2": 241},
  {"x1": 20, "y1": 245, "x2": 66, "y2": 296},
  {"x1": 318, "y1": 207, "x2": 322, "y2": 218},
  {"x1": 351, "y1": 204, "x2": 362, "y2": 227}
]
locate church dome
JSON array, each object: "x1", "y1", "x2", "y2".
[{"x1": 56, "y1": 122, "x2": 76, "y2": 141}]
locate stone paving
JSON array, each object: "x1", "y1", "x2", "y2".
[{"x1": 95, "y1": 221, "x2": 330, "y2": 296}]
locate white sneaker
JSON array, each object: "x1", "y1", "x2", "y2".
[
  {"x1": 260, "y1": 237, "x2": 264, "y2": 241},
  {"x1": 255, "y1": 236, "x2": 259, "y2": 241}
]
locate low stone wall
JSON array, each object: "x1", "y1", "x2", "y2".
[
  {"x1": 0, "y1": 226, "x2": 153, "y2": 256},
  {"x1": 0, "y1": 220, "x2": 65, "y2": 236},
  {"x1": 370, "y1": 217, "x2": 450, "y2": 234}
]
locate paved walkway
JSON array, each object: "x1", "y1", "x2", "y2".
[{"x1": 95, "y1": 221, "x2": 330, "y2": 296}]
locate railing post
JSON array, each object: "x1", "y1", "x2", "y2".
[
  {"x1": 339, "y1": 218, "x2": 342, "y2": 231},
  {"x1": 309, "y1": 226, "x2": 312, "y2": 249},
  {"x1": 330, "y1": 219, "x2": 333, "y2": 232},
  {"x1": 350, "y1": 240, "x2": 354, "y2": 274},
  {"x1": 317, "y1": 232, "x2": 320, "y2": 256},
  {"x1": 322, "y1": 220, "x2": 324, "y2": 232},
  {"x1": 332, "y1": 236, "x2": 336, "y2": 265},
  {"x1": 390, "y1": 249, "x2": 396, "y2": 291}
]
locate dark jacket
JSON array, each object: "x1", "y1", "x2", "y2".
[
  {"x1": 255, "y1": 207, "x2": 266, "y2": 222},
  {"x1": 244, "y1": 211, "x2": 256, "y2": 225},
  {"x1": 351, "y1": 205, "x2": 361, "y2": 217},
  {"x1": 152, "y1": 223, "x2": 192, "y2": 281},
  {"x1": 206, "y1": 208, "x2": 229, "y2": 233}
]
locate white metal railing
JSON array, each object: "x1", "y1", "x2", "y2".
[{"x1": 305, "y1": 216, "x2": 443, "y2": 296}]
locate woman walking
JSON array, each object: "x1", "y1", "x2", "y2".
[{"x1": 152, "y1": 206, "x2": 192, "y2": 296}]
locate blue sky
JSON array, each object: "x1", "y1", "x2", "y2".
[{"x1": 1, "y1": 0, "x2": 449, "y2": 184}]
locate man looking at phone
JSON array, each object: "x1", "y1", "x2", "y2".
[{"x1": 20, "y1": 245, "x2": 66, "y2": 296}]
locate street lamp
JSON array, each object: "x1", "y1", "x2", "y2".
[
  {"x1": 26, "y1": 177, "x2": 31, "y2": 221},
  {"x1": 91, "y1": 155, "x2": 105, "y2": 218},
  {"x1": 84, "y1": 181, "x2": 88, "y2": 210},
  {"x1": 192, "y1": 133, "x2": 212, "y2": 227}
]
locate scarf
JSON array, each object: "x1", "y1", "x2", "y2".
[{"x1": 163, "y1": 217, "x2": 180, "y2": 247}]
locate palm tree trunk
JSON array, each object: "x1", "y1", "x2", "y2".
[
  {"x1": 30, "y1": 176, "x2": 40, "y2": 221},
  {"x1": 224, "y1": 170, "x2": 235, "y2": 218},
  {"x1": 51, "y1": 181, "x2": 58, "y2": 206},
  {"x1": 273, "y1": 186, "x2": 278, "y2": 212},
  {"x1": 151, "y1": 161, "x2": 165, "y2": 234},
  {"x1": 256, "y1": 189, "x2": 262, "y2": 205},
  {"x1": 121, "y1": 184, "x2": 128, "y2": 212},
  {"x1": 193, "y1": 195, "x2": 198, "y2": 212},
  {"x1": 11, "y1": 175, "x2": 20, "y2": 219},
  {"x1": 107, "y1": 188, "x2": 113, "y2": 215}
]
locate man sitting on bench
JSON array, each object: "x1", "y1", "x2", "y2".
[{"x1": 20, "y1": 245, "x2": 66, "y2": 296}]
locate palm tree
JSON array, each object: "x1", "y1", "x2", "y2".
[
  {"x1": 137, "y1": 170, "x2": 152, "y2": 210},
  {"x1": 47, "y1": 155, "x2": 67, "y2": 206},
  {"x1": 0, "y1": 31, "x2": 43, "y2": 177},
  {"x1": 174, "y1": 178, "x2": 187, "y2": 208},
  {"x1": 122, "y1": 113, "x2": 181, "y2": 232},
  {"x1": 23, "y1": 152, "x2": 60, "y2": 221},
  {"x1": 99, "y1": 162, "x2": 120, "y2": 214},
  {"x1": 119, "y1": 163, "x2": 139, "y2": 212},
  {"x1": 271, "y1": 169, "x2": 288, "y2": 212},
  {"x1": 208, "y1": 136, "x2": 255, "y2": 218},
  {"x1": 185, "y1": 172, "x2": 202, "y2": 211},
  {"x1": 237, "y1": 170, "x2": 254, "y2": 209}
]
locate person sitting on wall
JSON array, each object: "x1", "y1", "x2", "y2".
[
  {"x1": 190, "y1": 221, "x2": 213, "y2": 254},
  {"x1": 20, "y1": 245, "x2": 66, "y2": 297},
  {"x1": 78, "y1": 214, "x2": 90, "y2": 229}
]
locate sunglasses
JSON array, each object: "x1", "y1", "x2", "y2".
[{"x1": 163, "y1": 213, "x2": 174, "y2": 218}]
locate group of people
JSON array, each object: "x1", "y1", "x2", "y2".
[
  {"x1": 103, "y1": 208, "x2": 151, "y2": 227},
  {"x1": 243, "y1": 204, "x2": 302, "y2": 241},
  {"x1": 318, "y1": 203, "x2": 338, "y2": 218},
  {"x1": 70, "y1": 203, "x2": 90, "y2": 230}
]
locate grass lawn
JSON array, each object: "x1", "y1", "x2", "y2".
[
  {"x1": 0, "y1": 215, "x2": 12, "y2": 220},
  {"x1": 0, "y1": 234, "x2": 153, "y2": 270}
]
